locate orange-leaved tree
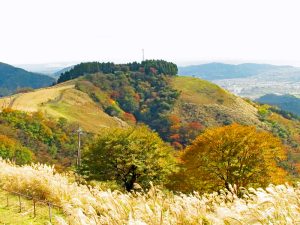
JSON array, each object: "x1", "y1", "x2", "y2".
[{"x1": 171, "y1": 123, "x2": 288, "y2": 193}]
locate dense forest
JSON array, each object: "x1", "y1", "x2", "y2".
[{"x1": 57, "y1": 60, "x2": 178, "y2": 83}]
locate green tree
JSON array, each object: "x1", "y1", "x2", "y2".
[{"x1": 81, "y1": 126, "x2": 177, "y2": 191}]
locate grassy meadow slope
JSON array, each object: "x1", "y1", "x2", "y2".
[
  {"x1": 170, "y1": 76, "x2": 261, "y2": 127},
  {"x1": 0, "y1": 189, "x2": 63, "y2": 224},
  {"x1": 0, "y1": 80, "x2": 126, "y2": 133}
]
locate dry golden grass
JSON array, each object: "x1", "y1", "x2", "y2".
[
  {"x1": 0, "y1": 82, "x2": 126, "y2": 133},
  {"x1": 44, "y1": 88, "x2": 126, "y2": 132},
  {"x1": 170, "y1": 76, "x2": 236, "y2": 106},
  {"x1": 170, "y1": 76, "x2": 261, "y2": 127},
  {"x1": 0, "y1": 85, "x2": 74, "y2": 112},
  {"x1": 0, "y1": 159, "x2": 299, "y2": 225}
]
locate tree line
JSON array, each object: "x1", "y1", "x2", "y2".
[
  {"x1": 80, "y1": 123, "x2": 287, "y2": 193},
  {"x1": 57, "y1": 60, "x2": 178, "y2": 83}
]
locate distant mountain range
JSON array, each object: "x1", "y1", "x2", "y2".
[
  {"x1": 52, "y1": 66, "x2": 73, "y2": 78},
  {"x1": 179, "y1": 63, "x2": 300, "y2": 99},
  {"x1": 178, "y1": 63, "x2": 294, "y2": 80},
  {"x1": 16, "y1": 63, "x2": 75, "y2": 76},
  {"x1": 0, "y1": 62, "x2": 55, "y2": 96}
]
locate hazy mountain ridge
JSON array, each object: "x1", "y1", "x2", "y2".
[
  {"x1": 16, "y1": 63, "x2": 72, "y2": 75},
  {"x1": 52, "y1": 66, "x2": 73, "y2": 78},
  {"x1": 178, "y1": 62, "x2": 294, "y2": 80},
  {"x1": 0, "y1": 62, "x2": 55, "y2": 96}
]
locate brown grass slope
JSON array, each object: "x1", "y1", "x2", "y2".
[
  {"x1": 0, "y1": 80, "x2": 126, "y2": 133},
  {"x1": 170, "y1": 76, "x2": 261, "y2": 127}
]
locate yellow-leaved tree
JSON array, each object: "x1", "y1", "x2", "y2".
[{"x1": 170, "y1": 123, "x2": 288, "y2": 193}]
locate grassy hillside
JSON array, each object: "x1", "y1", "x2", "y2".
[
  {"x1": 170, "y1": 76, "x2": 260, "y2": 127},
  {"x1": 0, "y1": 62, "x2": 55, "y2": 96},
  {"x1": 0, "y1": 189, "x2": 63, "y2": 224},
  {"x1": 0, "y1": 81, "x2": 126, "y2": 133}
]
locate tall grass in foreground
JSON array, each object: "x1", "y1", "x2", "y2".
[{"x1": 0, "y1": 159, "x2": 300, "y2": 225}]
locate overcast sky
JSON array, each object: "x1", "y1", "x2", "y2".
[{"x1": 1, "y1": 0, "x2": 300, "y2": 66}]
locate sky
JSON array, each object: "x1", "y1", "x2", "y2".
[{"x1": 1, "y1": 0, "x2": 300, "y2": 66}]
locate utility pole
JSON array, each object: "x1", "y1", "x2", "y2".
[{"x1": 76, "y1": 127, "x2": 83, "y2": 168}]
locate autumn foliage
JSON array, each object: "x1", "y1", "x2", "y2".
[
  {"x1": 0, "y1": 134, "x2": 33, "y2": 164},
  {"x1": 167, "y1": 114, "x2": 203, "y2": 149},
  {"x1": 171, "y1": 124, "x2": 288, "y2": 193}
]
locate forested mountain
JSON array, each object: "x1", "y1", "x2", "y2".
[
  {"x1": 178, "y1": 63, "x2": 292, "y2": 80},
  {"x1": 1, "y1": 60, "x2": 259, "y2": 149},
  {"x1": 55, "y1": 60, "x2": 259, "y2": 148},
  {"x1": 0, "y1": 62, "x2": 55, "y2": 96}
]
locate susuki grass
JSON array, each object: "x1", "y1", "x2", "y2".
[{"x1": 0, "y1": 159, "x2": 300, "y2": 225}]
